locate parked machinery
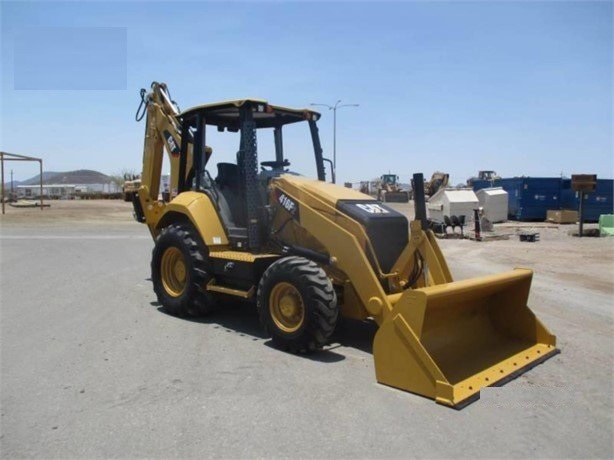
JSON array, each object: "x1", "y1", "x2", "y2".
[
  {"x1": 425, "y1": 171, "x2": 449, "y2": 197},
  {"x1": 122, "y1": 173, "x2": 141, "y2": 202},
  {"x1": 467, "y1": 170, "x2": 501, "y2": 187},
  {"x1": 377, "y1": 174, "x2": 410, "y2": 203},
  {"x1": 132, "y1": 82, "x2": 558, "y2": 407},
  {"x1": 410, "y1": 171, "x2": 449, "y2": 199}
]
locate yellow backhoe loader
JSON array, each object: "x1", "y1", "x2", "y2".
[{"x1": 133, "y1": 82, "x2": 558, "y2": 408}]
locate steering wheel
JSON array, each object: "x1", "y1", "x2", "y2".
[{"x1": 260, "y1": 159, "x2": 290, "y2": 170}]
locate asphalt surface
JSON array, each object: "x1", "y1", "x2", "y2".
[{"x1": 1, "y1": 217, "x2": 612, "y2": 458}]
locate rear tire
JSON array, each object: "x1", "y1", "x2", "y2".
[
  {"x1": 151, "y1": 223, "x2": 216, "y2": 317},
  {"x1": 257, "y1": 256, "x2": 338, "y2": 352}
]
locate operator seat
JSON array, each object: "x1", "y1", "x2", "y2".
[
  {"x1": 215, "y1": 162, "x2": 247, "y2": 228},
  {"x1": 216, "y1": 162, "x2": 240, "y2": 189}
]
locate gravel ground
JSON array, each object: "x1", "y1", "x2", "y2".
[{"x1": 1, "y1": 200, "x2": 612, "y2": 458}]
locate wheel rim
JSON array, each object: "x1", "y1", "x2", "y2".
[
  {"x1": 161, "y1": 247, "x2": 187, "y2": 297},
  {"x1": 269, "y1": 282, "x2": 304, "y2": 333}
]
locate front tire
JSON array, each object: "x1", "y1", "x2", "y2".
[
  {"x1": 151, "y1": 223, "x2": 216, "y2": 317},
  {"x1": 257, "y1": 256, "x2": 338, "y2": 352}
]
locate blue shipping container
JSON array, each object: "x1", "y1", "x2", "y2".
[
  {"x1": 471, "y1": 177, "x2": 561, "y2": 221},
  {"x1": 561, "y1": 179, "x2": 614, "y2": 222},
  {"x1": 472, "y1": 177, "x2": 614, "y2": 221},
  {"x1": 503, "y1": 178, "x2": 561, "y2": 221}
]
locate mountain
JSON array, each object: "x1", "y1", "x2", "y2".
[
  {"x1": 43, "y1": 170, "x2": 111, "y2": 184},
  {"x1": 20, "y1": 170, "x2": 111, "y2": 185},
  {"x1": 17, "y1": 171, "x2": 62, "y2": 186},
  {"x1": 2, "y1": 170, "x2": 116, "y2": 192}
]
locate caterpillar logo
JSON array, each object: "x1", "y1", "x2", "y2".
[
  {"x1": 356, "y1": 203, "x2": 389, "y2": 214},
  {"x1": 163, "y1": 130, "x2": 180, "y2": 157}
]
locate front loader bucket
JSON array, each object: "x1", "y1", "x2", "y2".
[
  {"x1": 373, "y1": 268, "x2": 558, "y2": 408},
  {"x1": 383, "y1": 192, "x2": 410, "y2": 203}
]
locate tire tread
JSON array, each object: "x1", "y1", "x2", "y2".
[
  {"x1": 151, "y1": 223, "x2": 216, "y2": 317},
  {"x1": 257, "y1": 256, "x2": 337, "y2": 353}
]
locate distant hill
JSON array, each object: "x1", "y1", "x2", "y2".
[
  {"x1": 19, "y1": 170, "x2": 111, "y2": 185},
  {"x1": 45, "y1": 170, "x2": 111, "y2": 184},
  {"x1": 3, "y1": 170, "x2": 115, "y2": 192},
  {"x1": 17, "y1": 171, "x2": 62, "y2": 186}
]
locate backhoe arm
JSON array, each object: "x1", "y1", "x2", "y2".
[
  {"x1": 136, "y1": 82, "x2": 196, "y2": 233},
  {"x1": 138, "y1": 82, "x2": 184, "y2": 199}
]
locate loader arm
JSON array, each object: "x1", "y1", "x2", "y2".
[
  {"x1": 271, "y1": 178, "x2": 390, "y2": 323},
  {"x1": 388, "y1": 220, "x2": 454, "y2": 290},
  {"x1": 271, "y1": 178, "x2": 558, "y2": 408},
  {"x1": 271, "y1": 175, "x2": 453, "y2": 297},
  {"x1": 270, "y1": 178, "x2": 452, "y2": 324}
]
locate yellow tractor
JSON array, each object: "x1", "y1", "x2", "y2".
[
  {"x1": 377, "y1": 174, "x2": 410, "y2": 203},
  {"x1": 133, "y1": 82, "x2": 558, "y2": 408},
  {"x1": 122, "y1": 173, "x2": 141, "y2": 202}
]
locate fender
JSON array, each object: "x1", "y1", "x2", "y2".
[{"x1": 157, "y1": 192, "x2": 229, "y2": 248}]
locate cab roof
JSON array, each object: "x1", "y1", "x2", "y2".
[{"x1": 179, "y1": 99, "x2": 321, "y2": 131}]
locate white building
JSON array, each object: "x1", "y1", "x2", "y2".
[
  {"x1": 17, "y1": 184, "x2": 76, "y2": 198},
  {"x1": 17, "y1": 182, "x2": 120, "y2": 198},
  {"x1": 427, "y1": 188, "x2": 479, "y2": 223},
  {"x1": 476, "y1": 187, "x2": 509, "y2": 223}
]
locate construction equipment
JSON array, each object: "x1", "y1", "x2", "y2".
[
  {"x1": 425, "y1": 171, "x2": 449, "y2": 197},
  {"x1": 467, "y1": 170, "x2": 501, "y2": 187},
  {"x1": 133, "y1": 82, "x2": 558, "y2": 408},
  {"x1": 377, "y1": 174, "x2": 410, "y2": 203},
  {"x1": 122, "y1": 173, "x2": 141, "y2": 202},
  {"x1": 412, "y1": 171, "x2": 450, "y2": 199}
]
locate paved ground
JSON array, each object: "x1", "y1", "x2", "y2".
[{"x1": 1, "y1": 201, "x2": 612, "y2": 458}]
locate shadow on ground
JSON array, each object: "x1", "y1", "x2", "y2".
[{"x1": 151, "y1": 297, "x2": 377, "y2": 364}]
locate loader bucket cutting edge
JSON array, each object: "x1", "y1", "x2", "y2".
[{"x1": 372, "y1": 268, "x2": 559, "y2": 408}]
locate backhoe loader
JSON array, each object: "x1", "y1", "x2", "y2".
[{"x1": 133, "y1": 82, "x2": 558, "y2": 408}]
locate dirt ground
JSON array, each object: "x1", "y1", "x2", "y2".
[
  {"x1": 3, "y1": 198, "x2": 611, "y2": 341},
  {"x1": 0, "y1": 199, "x2": 134, "y2": 225},
  {"x1": 1, "y1": 197, "x2": 611, "y2": 309},
  {"x1": 1, "y1": 199, "x2": 611, "y2": 295}
]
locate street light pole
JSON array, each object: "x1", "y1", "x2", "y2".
[{"x1": 310, "y1": 100, "x2": 359, "y2": 183}]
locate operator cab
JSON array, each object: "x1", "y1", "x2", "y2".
[
  {"x1": 382, "y1": 174, "x2": 399, "y2": 186},
  {"x1": 177, "y1": 100, "x2": 330, "y2": 251}
]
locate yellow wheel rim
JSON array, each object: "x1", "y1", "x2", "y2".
[
  {"x1": 161, "y1": 247, "x2": 187, "y2": 297},
  {"x1": 269, "y1": 282, "x2": 305, "y2": 333}
]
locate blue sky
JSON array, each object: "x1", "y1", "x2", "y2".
[{"x1": 1, "y1": 1, "x2": 612, "y2": 186}]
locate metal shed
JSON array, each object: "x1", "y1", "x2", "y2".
[
  {"x1": 476, "y1": 187, "x2": 508, "y2": 223},
  {"x1": 427, "y1": 188, "x2": 479, "y2": 223}
]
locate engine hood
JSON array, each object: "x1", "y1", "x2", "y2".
[
  {"x1": 271, "y1": 174, "x2": 373, "y2": 207},
  {"x1": 270, "y1": 174, "x2": 409, "y2": 274}
]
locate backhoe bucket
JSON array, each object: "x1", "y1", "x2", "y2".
[{"x1": 373, "y1": 268, "x2": 558, "y2": 408}]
